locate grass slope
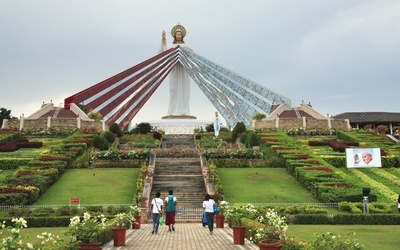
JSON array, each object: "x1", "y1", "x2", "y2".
[
  {"x1": 219, "y1": 168, "x2": 319, "y2": 203},
  {"x1": 34, "y1": 169, "x2": 139, "y2": 205}
]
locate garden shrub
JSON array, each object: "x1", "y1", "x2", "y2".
[
  {"x1": 106, "y1": 205, "x2": 127, "y2": 215},
  {"x1": 152, "y1": 131, "x2": 162, "y2": 140},
  {"x1": 109, "y1": 123, "x2": 123, "y2": 137},
  {"x1": 69, "y1": 150, "x2": 91, "y2": 169},
  {"x1": 56, "y1": 206, "x2": 79, "y2": 216},
  {"x1": 85, "y1": 205, "x2": 104, "y2": 213},
  {"x1": 239, "y1": 132, "x2": 249, "y2": 145},
  {"x1": 31, "y1": 207, "x2": 55, "y2": 217},
  {"x1": 232, "y1": 121, "x2": 246, "y2": 142},
  {"x1": 133, "y1": 122, "x2": 152, "y2": 134},
  {"x1": 7, "y1": 207, "x2": 31, "y2": 217},
  {"x1": 91, "y1": 134, "x2": 109, "y2": 150},
  {"x1": 102, "y1": 131, "x2": 115, "y2": 143},
  {"x1": 247, "y1": 132, "x2": 262, "y2": 148}
]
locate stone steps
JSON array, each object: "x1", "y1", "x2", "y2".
[{"x1": 150, "y1": 156, "x2": 206, "y2": 208}]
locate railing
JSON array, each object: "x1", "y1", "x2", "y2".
[
  {"x1": 52, "y1": 104, "x2": 62, "y2": 119},
  {"x1": 3, "y1": 203, "x2": 396, "y2": 222}
]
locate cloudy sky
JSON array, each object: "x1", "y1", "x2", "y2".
[{"x1": 1, "y1": 0, "x2": 399, "y2": 127}]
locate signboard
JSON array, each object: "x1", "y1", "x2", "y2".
[
  {"x1": 70, "y1": 197, "x2": 80, "y2": 207},
  {"x1": 345, "y1": 148, "x2": 382, "y2": 168}
]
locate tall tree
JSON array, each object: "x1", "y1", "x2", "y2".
[{"x1": 0, "y1": 108, "x2": 12, "y2": 126}]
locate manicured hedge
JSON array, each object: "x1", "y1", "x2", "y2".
[
  {"x1": 92, "y1": 159, "x2": 144, "y2": 168},
  {"x1": 209, "y1": 159, "x2": 265, "y2": 168},
  {"x1": 292, "y1": 214, "x2": 400, "y2": 225},
  {"x1": 0, "y1": 132, "x2": 20, "y2": 143},
  {"x1": 0, "y1": 158, "x2": 34, "y2": 170},
  {"x1": 0, "y1": 185, "x2": 40, "y2": 205}
]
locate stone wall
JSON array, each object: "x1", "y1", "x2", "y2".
[
  {"x1": 49, "y1": 119, "x2": 78, "y2": 129},
  {"x1": 306, "y1": 118, "x2": 328, "y2": 129},
  {"x1": 331, "y1": 119, "x2": 349, "y2": 130},
  {"x1": 2, "y1": 119, "x2": 20, "y2": 129},
  {"x1": 279, "y1": 119, "x2": 304, "y2": 129},
  {"x1": 81, "y1": 120, "x2": 104, "y2": 131},
  {"x1": 24, "y1": 119, "x2": 48, "y2": 130},
  {"x1": 2, "y1": 118, "x2": 104, "y2": 131},
  {"x1": 252, "y1": 117, "x2": 349, "y2": 131}
]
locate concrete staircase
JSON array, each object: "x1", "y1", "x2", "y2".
[
  {"x1": 150, "y1": 157, "x2": 206, "y2": 208},
  {"x1": 161, "y1": 134, "x2": 196, "y2": 148}
]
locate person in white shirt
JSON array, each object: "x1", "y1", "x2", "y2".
[
  {"x1": 202, "y1": 194, "x2": 215, "y2": 235},
  {"x1": 150, "y1": 192, "x2": 163, "y2": 234}
]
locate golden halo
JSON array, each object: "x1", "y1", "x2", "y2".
[{"x1": 171, "y1": 24, "x2": 186, "y2": 38}]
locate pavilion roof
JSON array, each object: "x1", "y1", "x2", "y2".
[{"x1": 332, "y1": 112, "x2": 400, "y2": 123}]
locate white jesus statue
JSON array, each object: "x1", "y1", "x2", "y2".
[{"x1": 160, "y1": 24, "x2": 192, "y2": 117}]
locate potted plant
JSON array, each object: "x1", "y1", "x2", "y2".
[
  {"x1": 256, "y1": 208, "x2": 288, "y2": 250},
  {"x1": 376, "y1": 125, "x2": 388, "y2": 135},
  {"x1": 129, "y1": 205, "x2": 142, "y2": 229},
  {"x1": 224, "y1": 205, "x2": 248, "y2": 245},
  {"x1": 67, "y1": 212, "x2": 108, "y2": 250},
  {"x1": 109, "y1": 213, "x2": 133, "y2": 246},
  {"x1": 215, "y1": 200, "x2": 230, "y2": 228}
]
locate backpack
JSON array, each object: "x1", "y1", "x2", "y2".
[
  {"x1": 213, "y1": 203, "x2": 220, "y2": 212},
  {"x1": 166, "y1": 196, "x2": 176, "y2": 212}
]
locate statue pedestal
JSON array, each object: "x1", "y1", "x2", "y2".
[{"x1": 149, "y1": 117, "x2": 210, "y2": 135}]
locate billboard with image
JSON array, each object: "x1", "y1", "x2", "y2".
[{"x1": 345, "y1": 148, "x2": 382, "y2": 168}]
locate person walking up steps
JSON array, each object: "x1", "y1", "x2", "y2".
[{"x1": 165, "y1": 189, "x2": 177, "y2": 232}]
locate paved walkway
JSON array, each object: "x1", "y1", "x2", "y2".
[{"x1": 103, "y1": 223, "x2": 258, "y2": 250}]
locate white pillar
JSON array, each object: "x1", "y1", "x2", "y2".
[
  {"x1": 47, "y1": 116, "x2": 51, "y2": 129},
  {"x1": 275, "y1": 117, "x2": 279, "y2": 128},
  {"x1": 20, "y1": 115, "x2": 25, "y2": 131},
  {"x1": 328, "y1": 117, "x2": 332, "y2": 129},
  {"x1": 345, "y1": 119, "x2": 351, "y2": 130},
  {"x1": 102, "y1": 120, "x2": 106, "y2": 131},
  {"x1": 2, "y1": 119, "x2": 7, "y2": 129},
  {"x1": 302, "y1": 116, "x2": 306, "y2": 129}
]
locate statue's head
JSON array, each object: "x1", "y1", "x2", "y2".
[{"x1": 171, "y1": 24, "x2": 186, "y2": 44}]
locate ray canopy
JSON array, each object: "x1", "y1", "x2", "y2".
[{"x1": 64, "y1": 46, "x2": 291, "y2": 130}]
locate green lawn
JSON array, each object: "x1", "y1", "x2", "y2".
[
  {"x1": 34, "y1": 168, "x2": 139, "y2": 205},
  {"x1": 288, "y1": 225, "x2": 400, "y2": 250},
  {"x1": 219, "y1": 168, "x2": 319, "y2": 203}
]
